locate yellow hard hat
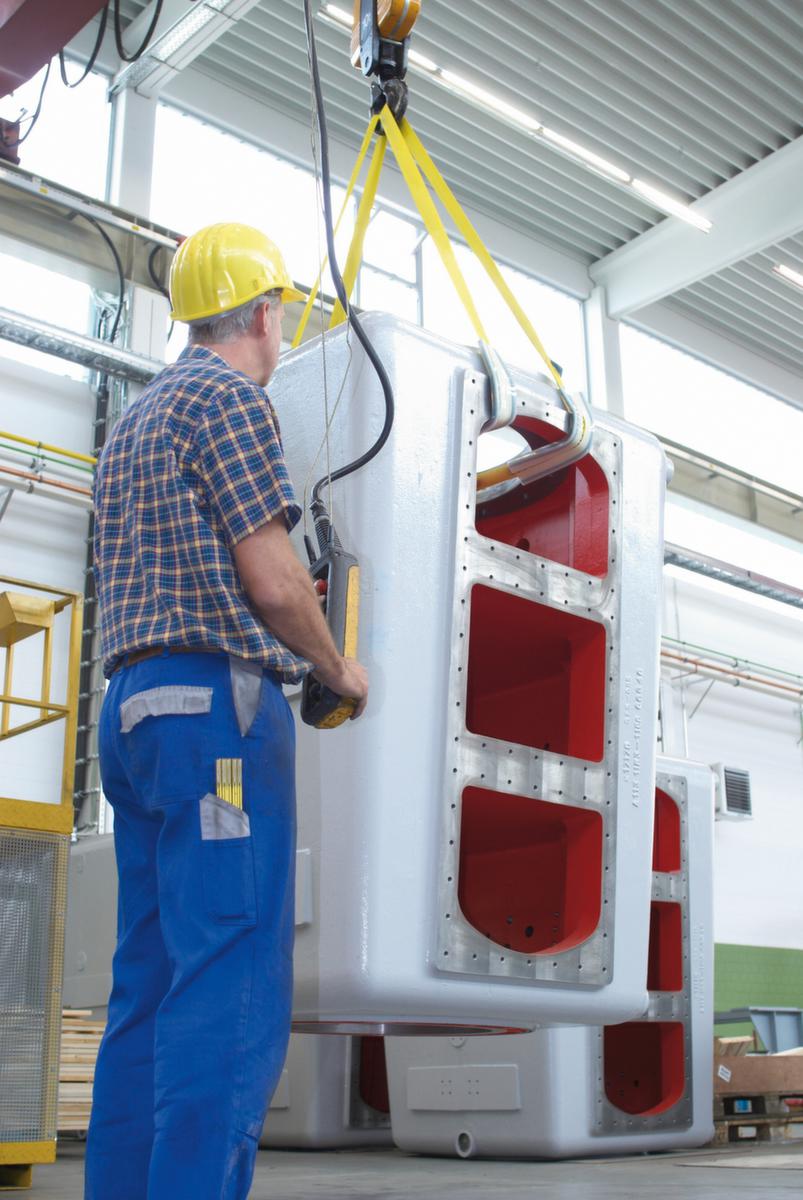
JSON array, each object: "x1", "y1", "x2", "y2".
[{"x1": 169, "y1": 222, "x2": 306, "y2": 322}]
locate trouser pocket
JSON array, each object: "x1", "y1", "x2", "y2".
[
  {"x1": 119, "y1": 685, "x2": 214, "y2": 799},
  {"x1": 229, "y1": 657, "x2": 264, "y2": 737},
  {"x1": 199, "y1": 793, "x2": 257, "y2": 926}
]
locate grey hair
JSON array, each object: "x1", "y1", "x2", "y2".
[{"x1": 188, "y1": 288, "x2": 282, "y2": 345}]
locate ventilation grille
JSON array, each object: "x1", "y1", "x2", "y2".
[
  {"x1": 723, "y1": 768, "x2": 752, "y2": 816},
  {"x1": 712, "y1": 764, "x2": 753, "y2": 820},
  {"x1": 0, "y1": 829, "x2": 68, "y2": 1145}
]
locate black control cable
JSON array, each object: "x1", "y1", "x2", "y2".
[
  {"x1": 302, "y1": 0, "x2": 395, "y2": 519},
  {"x1": 147, "y1": 244, "x2": 171, "y2": 301},
  {"x1": 113, "y1": 0, "x2": 164, "y2": 63},
  {"x1": 1, "y1": 59, "x2": 52, "y2": 157},
  {"x1": 59, "y1": 5, "x2": 109, "y2": 87},
  {"x1": 69, "y1": 212, "x2": 125, "y2": 344},
  {"x1": 147, "y1": 243, "x2": 176, "y2": 340}
]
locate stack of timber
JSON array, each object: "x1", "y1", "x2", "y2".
[
  {"x1": 58, "y1": 1010, "x2": 105, "y2": 1132},
  {"x1": 714, "y1": 1034, "x2": 756, "y2": 1056}
]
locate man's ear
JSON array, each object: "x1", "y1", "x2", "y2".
[{"x1": 255, "y1": 301, "x2": 272, "y2": 338}]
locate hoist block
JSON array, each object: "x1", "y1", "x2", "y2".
[
  {"x1": 272, "y1": 314, "x2": 667, "y2": 1035},
  {"x1": 350, "y1": 0, "x2": 422, "y2": 67}
]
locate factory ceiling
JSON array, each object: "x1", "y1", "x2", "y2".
[{"x1": 105, "y1": 1, "x2": 803, "y2": 393}]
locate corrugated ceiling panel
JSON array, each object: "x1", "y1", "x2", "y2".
[
  {"x1": 192, "y1": 60, "x2": 637, "y2": 257},
  {"x1": 669, "y1": 234, "x2": 803, "y2": 374},
  {"x1": 119, "y1": 0, "x2": 803, "y2": 264},
  {"x1": 192, "y1": 3, "x2": 653, "y2": 260},
  {"x1": 117, "y1": 0, "x2": 803, "y2": 375}
]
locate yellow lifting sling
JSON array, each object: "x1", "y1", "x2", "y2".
[
  {"x1": 293, "y1": 102, "x2": 592, "y2": 493},
  {"x1": 294, "y1": 0, "x2": 593, "y2": 734}
]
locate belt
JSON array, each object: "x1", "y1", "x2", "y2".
[{"x1": 111, "y1": 645, "x2": 223, "y2": 674}]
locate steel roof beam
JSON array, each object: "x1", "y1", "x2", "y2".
[{"x1": 590, "y1": 134, "x2": 803, "y2": 316}]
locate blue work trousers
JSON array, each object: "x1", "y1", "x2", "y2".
[{"x1": 85, "y1": 650, "x2": 296, "y2": 1200}]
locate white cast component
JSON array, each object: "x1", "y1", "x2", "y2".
[
  {"x1": 272, "y1": 314, "x2": 666, "y2": 1033},
  {"x1": 385, "y1": 755, "x2": 715, "y2": 1156},
  {"x1": 62, "y1": 835, "x2": 118, "y2": 1010},
  {"x1": 260, "y1": 1034, "x2": 393, "y2": 1149}
]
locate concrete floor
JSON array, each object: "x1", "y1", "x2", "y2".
[{"x1": 24, "y1": 1140, "x2": 803, "y2": 1198}]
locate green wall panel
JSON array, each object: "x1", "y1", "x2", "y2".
[{"x1": 714, "y1": 943, "x2": 803, "y2": 1043}]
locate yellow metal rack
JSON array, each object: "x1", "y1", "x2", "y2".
[{"x1": 0, "y1": 577, "x2": 82, "y2": 1190}]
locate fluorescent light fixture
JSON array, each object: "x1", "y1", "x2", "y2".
[
  {"x1": 206, "y1": 0, "x2": 263, "y2": 13},
  {"x1": 631, "y1": 179, "x2": 712, "y2": 232},
  {"x1": 774, "y1": 263, "x2": 803, "y2": 291},
  {"x1": 540, "y1": 127, "x2": 630, "y2": 183},
  {"x1": 323, "y1": 3, "x2": 353, "y2": 27},
  {"x1": 440, "y1": 70, "x2": 541, "y2": 132},
  {"x1": 111, "y1": 0, "x2": 262, "y2": 96},
  {"x1": 152, "y1": 7, "x2": 219, "y2": 62},
  {"x1": 408, "y1": 48, "x2": 438, "y2": 73}
]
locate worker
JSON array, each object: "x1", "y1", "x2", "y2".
[{"x1": 85, "y1": 222, "x2": 369, "y2": 1200}]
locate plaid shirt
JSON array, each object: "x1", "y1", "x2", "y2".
[{"x1": 94, "y1": 344, "x2": 309, "y2": 682}]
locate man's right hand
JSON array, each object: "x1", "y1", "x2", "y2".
[
  {"x1": 315, "y1": 657, "x2": 369, "y2": 720},
  {"x1": 234, "y1": 519, "x2": 369, "y2": 720}
]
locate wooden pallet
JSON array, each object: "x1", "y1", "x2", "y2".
[
  {"x1": 58, "y1": 1010, "x2": 106, "y2": 1133},
  {"x1": 713, "y1": 1092, "x2": 803, "y2": 1146}
]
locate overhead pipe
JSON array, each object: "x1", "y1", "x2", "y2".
[
  {"x1": 0, "y1": 462, "x2": 93, "y2": 497},
  {"x1": 0, "y1": 308, "x2": 162, "y2": 384},
  {"x1": 0, "y1": 444, "x2": 94, "y2": 481},
  {"x1": 661, "y1": 648, "x2": 803, "y2": 705},
  {"x1": 0, "y1": 463, "x2": 93, "y2": 509},
  {"x1": 0, "y1": 449, "x2": 92, "y2": 491},
  {"x1": 662, "y1": 635, "x2": 803, "y2": 685},
  {"x1": 0, "y1": 429, "x2": 97, "y2": 467}
]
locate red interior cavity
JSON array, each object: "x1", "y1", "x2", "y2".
[
  {"x1": 458, "y1": 786, "x2": 603, "y2": 954},
  {"x1": 357, "y1": 1037, "x2": 390, "y2": 1115},
  {"x1": 647, "y1": 902, "x2": 683, "y2": 993},
  {"x1": 604, "y1": 1022, "x2": 685, "y2": 1116},
  {"x1": 466, "y1": 585, "x2": 607, "y2": 761},
  {"x1": 476, "y1": 417, "x2": 609, "y2": 577},
  {"x1": 653, "y1": 788, "x2": 681, "y2": 872}
]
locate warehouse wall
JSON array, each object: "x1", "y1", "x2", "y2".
[
  {"x1": 715, "y1": 945, "x2": 803, "y2": 1030},
  {"x1": 0, "y1": 354, "x2": 94, "y2": 805},
  {"x1": 667, "y1": 554, "x2": 803, "y2": 1022},
  {"x1": 663, "y1": 567, "x2": 803, "y2": 967}
]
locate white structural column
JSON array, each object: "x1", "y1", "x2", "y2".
[
  {"x1": 90, "y1": 84, "x2": 168, "y2": 834},
  {"x1": 583, "y1": 286, "x2": 625, "y2": 417},
  {"x1": 108, "y1": 89, "x2": 158, "y2": 217},
  {"x1": 108, "y1": 88, "x2": 170, "y2": 370},
  {"x1": 590, "y1": 135, "x2": 803, "y2": 319}
]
